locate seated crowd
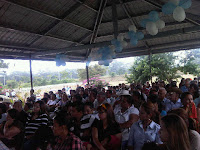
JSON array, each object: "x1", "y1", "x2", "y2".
[{"x1": 0, "y1": 78, "x2": 200, "y2": 150}]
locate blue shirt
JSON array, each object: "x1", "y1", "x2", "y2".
[
  {"x1": 128, "y1": 120, "x2": 162, "y2": 150},
  {"x1": 165, "y1": 98, "x2": 183, "y2": 112},
  {"x1": 180, "y1": 86, "x2": 189, "y2": 92}
]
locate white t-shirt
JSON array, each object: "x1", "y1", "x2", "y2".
[
  {"x1": 47, "y1": 100, "x2": 57, "y2": 106},
  {"x1": 114, "y1": 105, "x2": 139, "y2": 141}
]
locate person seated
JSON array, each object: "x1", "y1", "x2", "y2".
[
  {"x1": 47, "y1": 94, "x2": 58, "y2": 112},
  {"x1": 127, "y1": 102, "x2": 162, "y2": 150},
  {"x1": 13, "y1": 101, "x2": 28, "y2": 126},
  {"x1": 159, "y1": 114, "x2": 190, "y2": 150},
  {"x1": 52, "y1": 113, "x2": 84, "y2": 150},
  {"x1": 24, "y1": 103, "x2": 33, "y2": 114},
  {"x1": 0, "y1": 104, "x2": 7, "y2": 124},
  {"x1": 70, "y1": 102, "x2": 95, "y2": 142},
  {"x1": 180, "y1": 92, "x2": 197, "y2": 121},
  {"x1": 57, "y1": 92, "x2": 68, "y2": 107},
  {"x1": 93, "y1": 91, "x2": 108, "y2": 110},
  {"x1": 157, "y1": 88, "x2": 170, "y2": 113},
  {"x1": 114, "y1": 92, "x2": 139, "y2": 150},
  {"x1": 23, "y1": 101, "x2": 49, "y2": 150},
  {"x1": 90, "y1": 103, "x2": 122, "y2": 150},
  {"x1": 106, "y1": 90, "x2": 115, "y2": 106},
  {"x1": 168, "y1": 108, "x2": 200, "y2": 150},
  {"x1": 165, "y1": 87, "x2": 182, "y2": 112},
  {"x1": 0, "y1": 109, "x2": 24, "y2": 150}
]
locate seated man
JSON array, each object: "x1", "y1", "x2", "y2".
[
  {"x1": 165, "y1": 87, "x2": 183, "y2": 112},
  {"x1": 93, "y1": 91, "x2": 107, "y2": 110},
  {"x1": 70, "y1": 102, "x2": 95, "y2": 142},
  {"x1": 53, "y1": 113, "x2": 84, "y2": 150}
]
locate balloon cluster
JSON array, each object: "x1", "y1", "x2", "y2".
[
  {"x1": 97, "y1": 46, "x2": 116, "y2": 66},
  {"x1": 126, "y1": 25, "x2": 144, "y2": 45},
  {"x1": 140, "y1": 11, "x2": 165, "y2": 36},
  {"x1": 162, "y1": 0, "x2": 192, "y2": 22},
  {"x1": 55, "y1": 54, "x2": 66, "y2": 66}
]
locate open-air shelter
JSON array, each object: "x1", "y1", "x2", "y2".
[{"x1": 0, "y1": 0, "x2": 200, "y2": 88}]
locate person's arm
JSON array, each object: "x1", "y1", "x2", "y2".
[
  {"x1": 119, "y1": 114, "x2": 139, "y2": 129},
  {"x1": 3, "y1": 125, "x2": 20, "y2": 139},
  {"x1": 92, "y1": 127, "x2": 106, "y2": 150}
]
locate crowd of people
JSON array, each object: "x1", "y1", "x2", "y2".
[{"x1": 0, "y1": 78, "x2": 199, "y2": 150}]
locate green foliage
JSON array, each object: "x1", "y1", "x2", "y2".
[
  {"x1": 108, "y1": 61, "x2": 128, "y2": 75},
  {"x1": 78, "y1": 64, "x2": 107, "y2": 80},
  {"x1": 179, "y1": 50, "x2": 200, "y2": 76},
  {"x1": 110, "y1": 72, "x2": 116, "y2": 77},
  {"x1": 126, "y1": 53, "x2": 181, "y2": 83},
  {"x1": 6, "y1": 80, "x2": 18, "y2": 89}
]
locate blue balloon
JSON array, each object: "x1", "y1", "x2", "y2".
[
  {"x1": 56, "y1": 61, "x2": 61, "y2": 66},
  {"x1": 111, "y1": 39, "x2": 117, "y2": 45},
  {"x1": 148, "y1": 11, "x2": 159, "y2": 22},
  {"x1": 115, "y1": 46, "x2": 123, "y2": 53},
  {"x1": 179, "y1": 0, "x2": 192, "y2": 9},
  {"x1": 130, "y1": 38, "x2": 138, "y2": 46},
  {"x1": 140, "y1": 19, "x2": 150, "y2": 28},
  {"x1": 61, "y1": 62, "x2": 66, "y2": 66},
  {"x1": 161, "y1": 110, "x2": 167, "y2": 117},
  {"x1": 128, "y1": 31, "x2": 136, "y2": 39},
  {"x1": 112, "y1": 53, "x2": 116, "y2": 59},
  {"x1": 136, "y1": 32, "x2": 144, "y2": 40},
  {"x1": 104, "y1": 60, "x2": 110, "y2": 66},
  {"x1": 162, "y1": 2, "x2": 177, "y2": 15}
]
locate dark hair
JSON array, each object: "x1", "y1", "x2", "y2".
[
  {"x1": 8, "y1": 109, "x2": 19, "y2": 120},
  {"x1": 106, "y1": 90, "x2": 112, "y2": 94},
  {"x1": 121, "y1": 95, "x2": 132, "y2": 104},
  {"x1": 41, "y1": 98, "x2": 48, "y2": 104},
  {"x1": 142, "y1": 142, "x2": 160, "y2": 150},
  {"x1": 180, "y1": 92, "x2": 192, "y2": 102},
  {"x1": 84, "y1": 102, "x2": 94, "y2": 109},
  {"x1": 148, "y1": 94, "x2": 158, "y2": 104},
  {"x1": 141, "y1": 101, "x2": 160, "y2": 124},
  {"x1": 25, "y1": 103, "x2": 33, "y2": 109},
  {"x1": 97, "y1": 103, "x2": 116, "y2": 125},
  {"x1": 74, "y1": 94, "x2": 82, "y2": 102},
  {"x1": 34, "y1": 101, "x2": 46, "y2": 115},
  {"x1": 71, "y1": 101, "x2": 84, "y2": 113},
  {"x1": 0, "y1": 103, "x2": 6, "y2": 113},
  {"x1": 54, "y1": 113, "x2": 69, "y2": 127},
  {"x1": 190, "y1": 83, "x2": 199, "y2": 99}
]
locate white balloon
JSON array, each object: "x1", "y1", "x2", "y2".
[
  {"x1": 173, "y1": 6, "x2": 186, "y2": 22},
  {"x1": 155, "y1": 19, "x2": 165, "y2": 29},
  {"x1": 121, "y1": 41, "x2": 128, "y2": 47},
  {"x1": 124, "y1": 33, "x2": 130, "y2": 39},
  {"x1": 109, "y1": 45, "x2": 116, "y2": 51},
  {"x1": 170, "y1": 0, "x2": 180, "y2": 6},
  {"x1": 117, "y1": 34, "x2": 124, "y2": 41},
  {"x1": 146, "y1": 22, "x2": 158, "y2": 35},
  {"x1": 128, "y1": 25, "x2": 137, "y2": 32}
]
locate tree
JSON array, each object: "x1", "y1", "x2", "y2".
[
  {"x1": 77, "y1": 64, "x2": 107, "y2": 80},
  {"x1": 6, "y1": 80, "x2": 18, "y2": 89},
  {"x1": 108, "y1": 61, "x2": 128, "y2": 75},
  {"x1": 179, "y1": 50, "x2": 200, "y2": 76},
  {"x1": 126, "y1": 53, "x2": 181, "y2": 83}
]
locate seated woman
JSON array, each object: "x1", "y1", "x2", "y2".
[
  {"x1": 23, "y1": 101, "x2": 49, "y2": 150},
  {"x1": 127, "y1": 101, "x2": 162, "y2": 150},
  {"x1": 0, "y1": 109, "x2": 24, "y2": 150},
  {"x1": 168, "y1": 108, "x2": 200, "y2": 150},
  {"x1": 91, "y1": 103, "x2": 122, "y2": 150},
  {"x1": 159, "y1": 114, "x2": 190, "y2": 150}
]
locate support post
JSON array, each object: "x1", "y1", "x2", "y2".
[
  {"x1": 86, "y1": 65, "x2": 89, "y2": 85},
  {"x1": 112, "y1": 0, "x2": 118, "y2": 39},
  {"x1": 29, "y1": 58, "x2": 33, "y2": 91},
  {"x1": 149, "y1": 50, "x2": 152, "y2": 84}
]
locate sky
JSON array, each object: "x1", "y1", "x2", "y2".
[{"x1": 2, "y1": 57, "x2": 135, "y2": 75}]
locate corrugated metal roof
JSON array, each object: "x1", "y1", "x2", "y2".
[{"x1": 0, "y1": 0, "x2": 199, "y2": 62}]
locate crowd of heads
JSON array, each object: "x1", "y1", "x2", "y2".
[{"x1": 0, "y1": 78, "x2": 199, "y2": 150}]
